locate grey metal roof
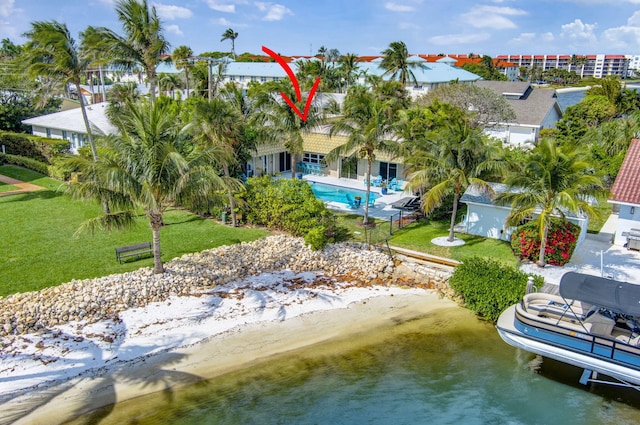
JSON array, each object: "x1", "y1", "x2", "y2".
[
  {"x1": 475, "y1": 81, "x2": 563, "y2": 126},
  {"x1": 22, "y1": 102, "x2": 118, "y2": 136}
]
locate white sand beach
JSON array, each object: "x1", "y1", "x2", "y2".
[{"x1": 0, "y1": 269, "x2": 455, "y2": 425}]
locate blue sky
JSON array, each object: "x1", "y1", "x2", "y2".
[{"x1": 1, "y1": 0, "x2": 640, "y2": 56}]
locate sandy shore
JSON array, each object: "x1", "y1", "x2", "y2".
[{"x1": 0, "y1": 271, "x2": 455, "y2": 425}]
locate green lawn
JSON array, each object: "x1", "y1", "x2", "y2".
[
  {"x1": 0, "y1": 165, "x2": 269, "y2": 296},
  {"x1": 0, "y1": 181, "x2": 18, "y2": 193},
  {"x1": 387, "y1": 219, "x2": 517, "y2": 266}
]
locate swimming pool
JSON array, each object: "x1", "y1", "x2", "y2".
[{"x1": 309, "y1": 182, "x2": 379, "y2": 205}]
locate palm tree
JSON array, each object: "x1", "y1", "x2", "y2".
[
  {"x1": 495, "y1": 139, "x2": 603, "y2": 267},
  {"x1": 403, "y1": 102, "x2": 503, "y2": 242},
  {"x1": 67, "y1": 100, "x2": 227, "y2": 274},
  {"x1": 157, "y1": 72, "x2": 183, "y2": 98},
  {"x1": 338, "y1": 53, "x2": 360, "y2": 92},
  {"x1": 220, "y1": 28, "x2": 238, "y2": 58},
  {"x1": 325, "y1": 86, "x2": 400, "y2": 226},
  {"x1": 82, "y1": 0, "x2": 170, "y2": 104},
  {"x1": 172, "y1": 45, "x2": 193, "y2": 97},
  {"x1": 23, "y1": 21, "x2": 99, "y2": 161},
  {"x1": 190, "y1": 98, "x2": 245, "y2": 227},
  {"x1": 252, "y1": 80, "x2": 326, "y2": 179},
  {"x1": 380, "y1": 41, "x2": 423, "y2": 86}
]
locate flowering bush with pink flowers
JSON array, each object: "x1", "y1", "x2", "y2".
[{"x1": 510, "y1": 219, "x2": 580, "y2": 266}]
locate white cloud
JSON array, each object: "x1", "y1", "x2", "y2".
[
  {"x1": 255, "y1": 2, "x2": 293, "y2": 21},
  {"x1": 541, "y1": 32, "x2": 555, "y2": 42},
  {"x1": 429, "y1": 32, "x2": 491, "y2": 45},
  {"x1": 215, "y1": 17, "x2": 233, "y2": 26},
  {"x1": 385, "y1": 2, "x2": 415, "y2": 12},
  {"x1": 512, "y1": 32, "x2": 536, "y2": 42},
  {"x1": 206, "y1": 1, "x2": 236, "y2": 13},
  {"x1": 153, "y1": 4, "x2": 193, "y2": 20},
  {"x1": 461, "y1": 6, "x2": 527, "y2": 29},
  {"x1": 600, "y1": 11, "x2": 640, "y2": 49},
  {"x1": 165, "y1": 24, "x2": 183, "y2": 36},
  {"x1": 0, "y1": 0, "x2": 15, "y2": 18},
  {"x1": 560, "y1": 18, "x2": 597, "y2": 42}
]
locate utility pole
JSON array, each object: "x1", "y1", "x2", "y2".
[{"x1": 191, "y1": 56, "x2": 228, "y2": 102}]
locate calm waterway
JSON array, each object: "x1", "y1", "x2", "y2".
[{"x1": 71, "y1": 306, "x2": 640, "y2": 425}]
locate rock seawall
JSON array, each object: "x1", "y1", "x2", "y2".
[{"x1": 0, "y1": 235, "x2": 452, "y2": 337}]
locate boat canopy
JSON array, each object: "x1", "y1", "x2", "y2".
[{"x1": 559, "y1": 272, "x2": 640, "y2": 317}]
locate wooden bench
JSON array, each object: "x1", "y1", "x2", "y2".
[{"x1": 115, "y1": 242, "x2": 152, "y2": 263}]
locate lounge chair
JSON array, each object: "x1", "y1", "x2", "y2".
[
  {"x1": 391, "y1": 196, "x2": 420, "y2": 211},
  {"x1": 345, "y1": 193, "x2": 359, "y2": 209}
]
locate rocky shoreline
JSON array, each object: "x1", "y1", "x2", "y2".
[{"x1": 0, "y1": 235, "x2": 452, "y2": 337}]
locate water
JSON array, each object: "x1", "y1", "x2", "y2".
[
  {"x1": 73, "y1": 307, "x2": 640, "y2": 425},
  {"x1": 556, "y1": 90, "x2": 586, "y2": 111},
  {"x1": 309, "y1": 182, "x2": 379, "y2": 205}
]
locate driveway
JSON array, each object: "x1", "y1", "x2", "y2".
[{"x1": 520, "y1": 213, "x2": 640, "y2": 286}]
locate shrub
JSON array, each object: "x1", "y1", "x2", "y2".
[
  {"x1": 243, "y1": 176, "x2": 329, "y2": 235},
  {"x1": 511, "y1": 219, "x2": 580, "y2": 266},
  {"x1": 0, "y1": 131, "x2": 70, "y2": 162},
  {"x1": 0, "y1": 153, "x2": 50, "y2": 175},
  {"x1": 304, "y1": 225, "x2": 328, "y2": 251},
  {"x1": 448, "y1": 257, "x2": 544, "y2": 322}
]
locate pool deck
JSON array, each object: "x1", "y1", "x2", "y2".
[{"x1": 301, "y1": 173, "x2": 414, "y2": 220}]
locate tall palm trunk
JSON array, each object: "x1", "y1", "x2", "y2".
[
  {"x1": 185, "y1": 68, "x2": 190, "y2": 98},
  {"x1": 222, "y1": 164, "x2": 237, "y2": 227},
  {"x1": 291, "y1": 153, "x2": 299, "y2": 179},
  {"x1": 537, "y1": 221, "x2": 549, "y2": 267},
  {"x1": 448, "y1": 192, "x2": 460, "y2": 242},
  {"x1": 150, "y1": 213, "x2": 164, "y2": 274},
  {"x1": 149, "y1": 72, "x2": 156, "y2": 104},
  {"x1": 363, "y1": 159, "x2": 372, "y2": 225},
  {"x1": 76, "y1": 81, "x2": 110, "y2": 215}
]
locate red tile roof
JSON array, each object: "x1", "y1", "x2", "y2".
[{"x1": 610, "y1": 139, "x2": 640, "y2": 205}]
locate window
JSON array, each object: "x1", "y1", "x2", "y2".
[
  {"x1": 62, "y1": 130, "x2": 68, "y2": 140},
  {"x1": 379, "y1": 162, "x2": 397, "y2": 180},
  {"x1": 230, "y1": 75, "x2": 236, "y2": 81},
  {"x1": 273, "y1": 77, "x2": 280, "y2": 82},
  {"x1": 251, "y1": 76, "x2": 257, "y2": 82},
  {"x1": 239, "y1": 76, "x2": 245, "y2": 82},
  {"x1": 46, "y1": 128, "x2": 51, "y2": 138},
  {"x1": 303, "y1": 152, "x2": 325, "y2": 164},
  {"x1": 260, "y1": 76, "x2": 267, "y2": 82}
]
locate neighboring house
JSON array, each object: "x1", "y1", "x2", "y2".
[
  {"x1": 21, "y1": 102, "x2": 117, "y2": 153},
  {"x1": 474, "y1": 81, "x2": 563, "y2": 147},
  {"x1": 420, "y1": 54, "x2": 520, "y2": 81},
  {"x1": 460, "y1": 182, "x2": 589, "y2": 244},
  {"x1": 609, "y1": 139, "x2": 640, "y2": 246},
  {"x1": 355, "y1": 55, "x2": 482, "y2": 96}
]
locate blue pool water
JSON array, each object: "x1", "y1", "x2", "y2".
[{"x1": 309, "y1": 182, "x2": 379, "y2": 205}]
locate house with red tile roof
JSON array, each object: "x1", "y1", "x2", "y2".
[{"x1": 609, "y1": 138, "x2": 640, "y2": 246}]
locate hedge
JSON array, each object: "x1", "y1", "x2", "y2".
[
  {"x1": 511, "y1": 219, "x2": 580, "y2": 266},
  {"x1": 448, "y1": 256, "x2": 544, "y2": 322},
  {"x1": 0, "y1": 153, "x2": 50, "y2": 175},
  {"x1": 0, "y1": 131, "x2": 70, "y2": 162}
]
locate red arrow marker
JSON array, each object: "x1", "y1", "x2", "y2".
[{"x1": 262, "y1": 45, "x2": 321, "y2": 122}]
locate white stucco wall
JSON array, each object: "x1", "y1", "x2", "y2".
[{"x1": 612, "y1": 204, "x2": 640, "y2": 246}]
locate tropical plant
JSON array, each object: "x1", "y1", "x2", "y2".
[
  {"x1": 325, "y1": 85, "x2": 401, "y2": 226},
  {"x1": 380, "y1": 41, "x2": 424, "y2": 86},
  {"x1": 190, "y1": 98, "x2": 245, "y2": 226},
  {"x1": 157, "y1": 72, "x2": 183, "y2": 98},
  {"x1": 82, "y1": 0, "x2": 170, "y2": 103},
  {"x1": 403, "y1": 102, "x2": 503, "y2": 242},
  {"x1": 23, "y1": 21, "x2": 99, "y2": 160},
  {"x1": 337, "y1": 53, "x2": 360, "y2": 92},
  {"x1": 220, "y1": 28, "x2": 238, "y2": 58},
  {"x1": 511, "y1": 219, "x2": 580, "y2": 266},
  {"x1": 495, "y1": 138, "x2": 604, "y2": 267},
  {"x1": 252, "y1": 79, "x2": 326, "y2": 179},
  {"x1": 66, "y1": 99, "x2": 227, "y2": 274},
  {"x1": 172, "y1": 45, "x2": 193, "y2": 97}
]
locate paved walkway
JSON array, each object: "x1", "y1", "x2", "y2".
[
  {"x1": 0, "y1": 174, "x2": 44, "y2": 196},
  {"x1": 522, "y1": 213, "x2": 640, "y2": 287}
]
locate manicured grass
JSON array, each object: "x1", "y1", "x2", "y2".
[
  {"x1": 387, "y1": 219, "x2": 517, "y2": 266},
  {"x1": 0, "y1": 165, "x2": 269, "y2": 296},
  {"x1": 0, "y1": 181, "x2": 18, "y2": 193}
]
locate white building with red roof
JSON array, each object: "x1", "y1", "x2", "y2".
[{"x1": 609, "y1": 139, "x2": 640, "y2": 246}]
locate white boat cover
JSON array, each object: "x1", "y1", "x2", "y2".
[{"x1": 559, "y1": 272, "x2": 640, "y2": 317}]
